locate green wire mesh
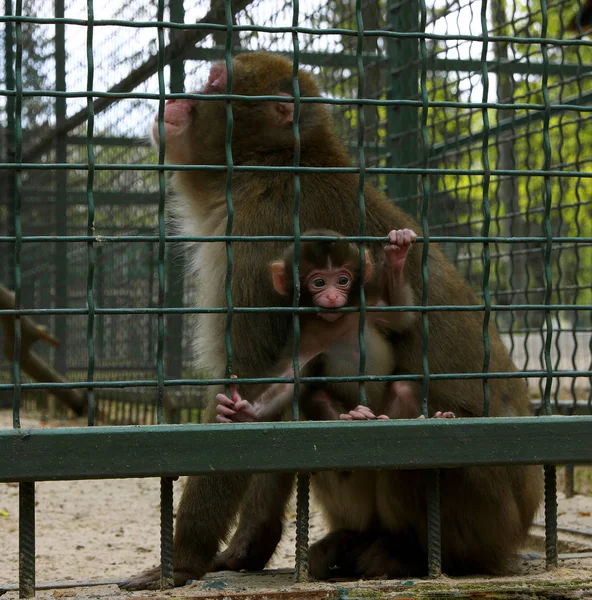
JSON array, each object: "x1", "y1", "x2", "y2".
[{"x1": 1, "y1": 0, "x2": 592, "y2": 593}]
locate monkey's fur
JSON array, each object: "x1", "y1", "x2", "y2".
[{"x1": 120, "y1": 53, "x2": 542, "y2": 589}]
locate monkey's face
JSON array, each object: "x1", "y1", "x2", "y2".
[
  {"x1": 306, "y1": 267, "x2": 353, "y2": 321},
  {"x1": 151, "y1": 52, "x2": 329, "y2": 165}
]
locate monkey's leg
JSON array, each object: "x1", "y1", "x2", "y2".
[
  {"x1": 382, "y1": 381, "x2": 422, "y2": 419},
  {"x1": 308, "y1": 529, "x2": 371, "y2": 580},
  {"x1": 355, "y1": 530, "x2": 427, "y2": 579},
  {"x1": 212, "y1": 472, "x2": 295, "y2": 571},
  {"x1": 119, "y1": 473, "x2": 251, "y2": 590},
  {"x1": 310, "y1": 528, "x2": 427, "y2": 581}
]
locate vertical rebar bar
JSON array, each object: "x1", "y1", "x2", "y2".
[
  {"x1": 85, "y1": 0, "x2": 96, "y2": 426},
  {"x1": 19, "y1": 482, "x2": 35, "y2": 599},
  {"x1": 290, "y1": 2, "x2": 310, "y2": 583},
  {"x1": 540, "y1": 0, "x2": 558, "y2": 570},
  {"x1": 156, "y1": 0, "x2": 174, "y2": 588}
]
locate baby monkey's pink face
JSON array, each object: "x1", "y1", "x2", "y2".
[{"x1": 306, "y1": 268, "x2": 353, "y2": 321}]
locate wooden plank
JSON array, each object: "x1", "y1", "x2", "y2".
[{"x1": 1, "y1": 416, "x2": 591, "y2": 482}]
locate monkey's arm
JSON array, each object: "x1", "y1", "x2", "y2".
[
  {"x1": 253, "y1": 384, "x2": 295, "y2": 420},
  {"x1": 372, "y1": 229, "x2": 418, "y2": 332},
  {"x1": 215, "y1": 330, "x2": 324, "y2": 423},
  {"x1": 216, "y1": 317, "x2": 360, "y2": 422}
]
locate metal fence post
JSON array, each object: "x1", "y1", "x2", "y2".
[
  {"x1": 386, "y1": 0, "x2": 419, "y2": 215},
  {"x1": 54, "y1": 0, "x2": 68, "y2": 382},
  {"x1": 165, "y1": 0, "x2": 186, "y2": 413}
]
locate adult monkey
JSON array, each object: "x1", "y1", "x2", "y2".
[{"x1": 121, "y1": 53, "x2": 542, "y2": 589}]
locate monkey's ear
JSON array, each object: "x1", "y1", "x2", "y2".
[
  {"x1": 274, "y1": 93, "x2": 294, "y2": 128},
  {"x1": 364, "y1": 250, "x2": 373, "y2": 283},
  {"x1": 271, "y1": 261, "x2": 290, "y2": 295},
  {"x1": 204, "y1": 63, "x2": 227, "y2": 93}
]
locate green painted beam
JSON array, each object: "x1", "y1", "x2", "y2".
[
  {"x1": 66, "y1": 135, "x2": 146, "y2": 146},
  {"x1": 430, "y1": 88, "x2": 592, "y2": 158},
  {"x1": 187, "y1": 47, "x2": 591, "y2": 77},
  {"x1": 186, "y1": 47, "x2": 384, "y2": 68},
  {"x1": 428, "y1": 57, "x2": 592, "y2": 78},
  {"x1": 1, "y1": 416, "x2": 591, "y2": 482},
  {"x1": 21, "y1": 190, "x2": 158, "y2": 204}
]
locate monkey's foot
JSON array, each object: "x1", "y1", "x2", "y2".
[
  {"x1": 119, "y1": 565, "x2": 205, "y2": 590},
  {"x1": 309, "y1": 530, "x2": 360, "y2": 580},
  {"x1": 340, "y1": 405, "x2": 389, "y2": 420},
  {"x1": 434, "y1": 410, "x2": 455, "y2": 418},
  {"x1": 212, "y1": 546, "x2": 267, "y2": 572},
  {"x1": 212, "y1": 519, "x2": 282, "y2": 571},
  {"x1": 417, "y1": 411, "x2": 456, "y2": 419}
]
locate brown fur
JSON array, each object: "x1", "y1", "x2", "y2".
[{"x1": 119, "y1": 53, "x2": 542, "y2": 590}]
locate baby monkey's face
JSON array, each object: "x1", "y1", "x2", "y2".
[{"x1": 306, "y1": 267, "x2": 353, "y2": 321}]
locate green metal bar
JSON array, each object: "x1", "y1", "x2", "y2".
[
  {"x1": 2, "y1": 302, "x2": 592, "y2": 317},
  {"x1": 1, "y1": 163, "x2": 592, "y2": 177},
  {"x1": 160, "y1": 476, "x2": 174, "y2": 590},
  {"x1": 570, "y1": 35, "x2": 586, "y2": 411},
  {"x1": 290, "y1": 2, "x2": 309, "y2": 583},
  {"x1": 355, "y1": 0, "x2": 367, "y2": 407},
  {"x1": 480, "y1": 0, "x2": 492, "y2": 418},
  {"x1": 12, "y1": 190, "x2": 159, "y2": 204},
  {"x1": 19, "y1": 482, "x2": 35, "y2": 599},
  {"x1": 1, "y1": 15, "x2": 592, "y2": 47},
  {"x1": 418, "y1": 0, "x2": 441, "y2": 577},
  {"x1": 95, "y1": 245, "x2": 105, "y2": 362},
  {"x1": 85, "y1": 0, "x2": 96, "y2": 426},
  {"x1": 155, "y1": 0, "x2": 167, "y2": 426},
  {"x1": 3, "y1": 0, "x2": 16, "y2": 292},
  {"x1": 430, "y1": 89, "x2": 592, "y2": 158},
  {"x1": 295, "y1": 473, "x2": 309, "y2": 583},
  {"x1": 156, "y1": 0, "x2": 173, "y2": 589},
  {"x1": 164, "y1": 0, "x2": 186, "y2": 393},
  {"x1": 290, "y1": 8, "x2": 302, "y2": 423},
  {"x1": 1, "y1": 417, "x2": 592, "y2": 482},
  {"x1": 2, "y1": 234, "x2": 591, "y2": 245},
  {"x1": 184, "y1": 46, "x2": 592, "y2": 78},
  {"x1": 540, "y1": 0, "x2": 558, "y2": 570},
  {"x1": 386, "y1": 0, "x2": 420, "y2": 210},
  {"x1": 64, "y1": 135, "x2": 144, "y2": 146},
  {"x1": 186, "y1": 47, "x2": 380, "y2": 68},
  {"x1": 426, "y1": 469, "x2": 441, "y2": 577},
  {"x1": 54, "y1": 0, "x2": 68, "y2": 383},
  {"x1": 544, "y1": 464, "x2": 558, "y2": 568},
  {"x1": 223, "y1": 0, "x2": 235, "y2": 390},
  {"x1": 1, "y1": 88, "x2": 591, "y2": 113},
  {"x1": 1, "y1": 367, "x2": 590, "y2": 390},
  {"x1": 11, "y1": 0, "x2": 22, "y2": 431},
  {"x1": 428, "y1": 57, "x2": 592, "y2": 77}
]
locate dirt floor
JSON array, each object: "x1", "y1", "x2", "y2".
[{"x1": 2, "y1": 409, "x2": 592, "y2": 599}]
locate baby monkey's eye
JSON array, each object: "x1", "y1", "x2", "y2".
[
  {"x1": 337, "y1": 276, "x2": 350, "y2": 286},
  {"x1": 312, "y1": 278, "x2": 326, "y2": 288}
]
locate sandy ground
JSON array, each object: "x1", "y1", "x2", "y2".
[
  {"x1": 0, "y1": 409, "x2": 328, "y2": 591},
  {"x1": 2, "y1": 409, "x2": 592, "y2": 599}
]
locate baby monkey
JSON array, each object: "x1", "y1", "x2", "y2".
[{"x1": 217, "y1": 228, "x2": 436, "y2": 423}]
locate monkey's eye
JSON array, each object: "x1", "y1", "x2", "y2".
[
  {"x1": 337, "y1": 276, "x2": 350, "y2": 286},
  {"x1": 312, "y1": 278, "x2": 325, "y2": 288}
]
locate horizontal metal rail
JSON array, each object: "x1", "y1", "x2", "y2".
[
  {"x1": 188, "y1": 47, "x2": 592, "y2": 78},
  {"x1": 1, "y1": 416, "x2": 591, "y2": 482}
]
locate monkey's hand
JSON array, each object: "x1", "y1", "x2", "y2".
[
  {"x1": 215, "y1": 393, "x2": 259, "y2": 423},
  {"x1": 384, "y1": 228, "x2": 417, "y2": 272},
  {"x1": 339, "y1": 405, "x2": 389, "y2": 420}
]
